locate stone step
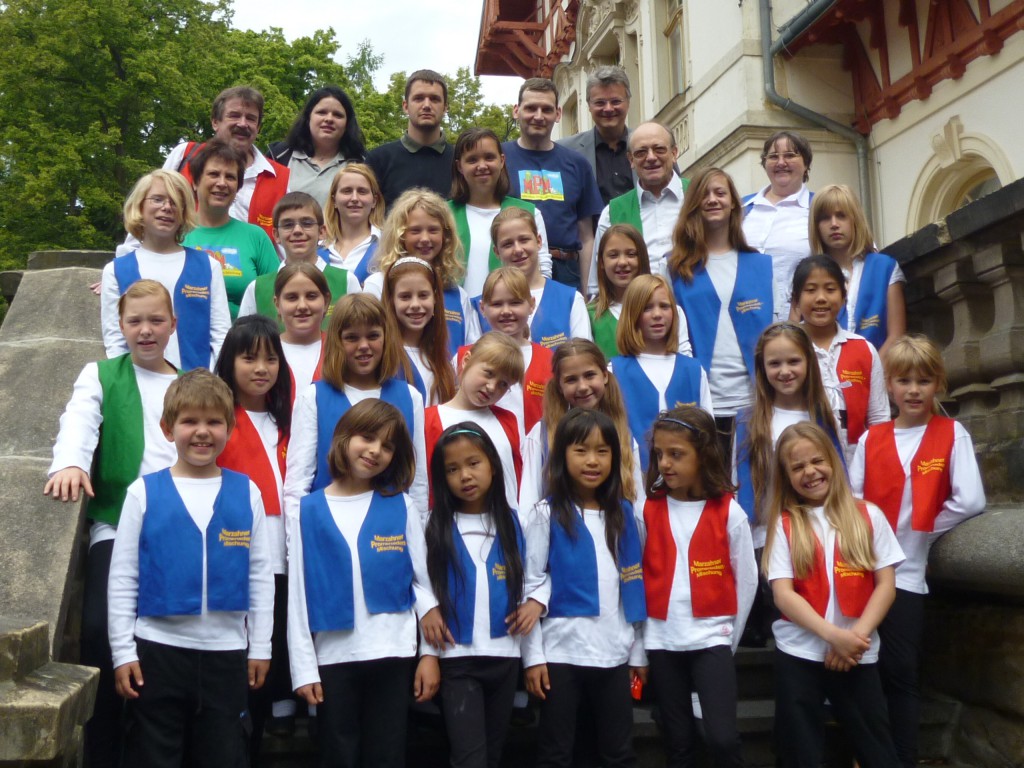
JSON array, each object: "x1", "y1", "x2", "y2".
[{"x1": 0, "y1": 618, "x2": 50, "y2": 682}]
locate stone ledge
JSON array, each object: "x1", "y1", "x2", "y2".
[
  {"x1": 929, "y1": 505, "x2": 1024, "y2": 598},
  {"x1": 0, "y1": 619, "x2": 49, "y2": 683},
  {"x1": 0, "y1": 660, "x2": 97, "y2": 761},
  {"x1": 27, "y1": 251, "x2": 112, "y2": 271}
]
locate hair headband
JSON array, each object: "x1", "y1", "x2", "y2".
[
  {"x1": 391, "y1": 256, "x2": 433, "y2": 271},
  {"x1": 448, "y1": 428, "x2": 482, "y2": 438},
  {"x1": 656, "y1": 416, "x2": 699, "y2": 432}
]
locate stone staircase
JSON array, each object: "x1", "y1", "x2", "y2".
[{"x1": 0, "y1": 618, "x2": 98, "y2": 766}]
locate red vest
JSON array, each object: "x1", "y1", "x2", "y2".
[
  {"x1": 424, "y1": 405, "x2": 523, "y2": 507},
  {"x1": 862, "y1": 416, "x2": 954, "y2": 533},
  {"x1": 456, "y1": 343, "x2": 552, "y2": 434},
  {"x1": 836, "y1": 338, "x2": 874, "y2": 444},
  {"x1": 781, "y1": 503, "x2": 874, "y2": 619},
  {"x1": 217, "y1": 406, "x2": 288, "y2": 516},
  {"x1": 643, "y1": 494, "x2": 737, "y2": 620},
  {"x1": 178, "y1": 141, "x2": 290, "y2": 242}
]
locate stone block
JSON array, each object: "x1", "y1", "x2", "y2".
[
  {"x1": 0, "y1": 618, "x2": 50, "y2": 682},
  {"x1": 27, "y1": 251, "x2": 112, "y2": 271},
  {"x1": 0, "y1": 267, "x2": 102, "y2": 345},
  {"x1": 929, "y1": 506, "x2": 1024, "y2": 598},
  {"x1": 0, "y1": 659, "x2": 98, "y2": 761},
  {"x1": 952, "y1": 704, "x2": 1024, "y2": 768},
  {"x1": 0, "y1": 270, "x2": 23, "y2": 303},
  {"x1": 0, "y1": 460, "x2": 87, "y2": 658}
]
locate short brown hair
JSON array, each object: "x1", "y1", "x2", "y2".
[
  {"x1": 273, "y1": 191, "x2": 324, "y2": 229},
  {"x1": 489, "y1": 206, "x2": 538, "y2": 248},
  {"x1": 187, "y1": 138, "x2": 246, "y2": 190},
  {"x1": 760, "y1": 130, "x2": 812, "y2": 181},
  {"x1": 212, "y1": 86, "x2": 264, "y2": 125},
  {"x1": 518, "y1": 78, "x2": 558, "y2": 104},
  {"x1": 326, "y1": 399, "x2": 416, "y2": 495},
  {"x1": 118, "y1": 278, "x2": 174, "y2": 319},
  {"x1": 461, "y1": 332, "x2": 525, "y2": 387},
  {"x1": 405, "y1": 69, "x2": 448, "y2": 103},
  {"x1": 450, "y1": 128, "x2": 510, "y2": 203},
  {"x1": 162, "y1": 369, "x2": 235, "y2": 431},
  {"x1": 321, "y1": 293, "x2": 403, "y2": 389}
]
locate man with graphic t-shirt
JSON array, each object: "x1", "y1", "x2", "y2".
[{"x1": 503, "y1": 78, "x2": 603, "y2": 293}]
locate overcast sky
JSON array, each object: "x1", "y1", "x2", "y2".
[{"x1": 230, "y1": 1, "x2": 524, "y2": 105}]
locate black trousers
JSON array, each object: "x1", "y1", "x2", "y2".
[
  {"x1": 773, "y1": 650, "x2": 898, "y2": 768},
  {"x1": 81, "y1": 539, "x2": 120, "y2": 768},
  {"x1": 317, "y1": 656, "x2": 414, "y2": 768},
  {"x1": 878, "y1": 588, "x2": 925, "y2": 768},
  {"x1": 648, "y1": 646, "x2": 743, "y2": 767},
  {"x1": 121, "y1": 639, "x2": 250, "y2": 768},
  {"x1": 551, "y1": 254, "x2": 582, "y2": 292},
  {"x1": 536, "y1": 663, "x2": 636, "y2": 768},
  {"x1": 249, "y1": 573, "x2": 292, "y2": 766},
  {"x1": 439, "y1": 656, "x2": 519, "y2": 768}
]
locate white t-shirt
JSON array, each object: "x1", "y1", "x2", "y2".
[
  {"x1": 326, "y1": 226, "x2": 381, "y2": 273},
  {"x1": 282, "y1": 338, "x2": 323, "y2": 395},
  {"x1": 461, "y1": 205, "x2": 552, "y2": 298},
  {"x1": 741, "y1": 183, "x2": 812, "y2": 317},
  {"x1": 703, "y1": 250, "x2": 752, "y2": 416}
]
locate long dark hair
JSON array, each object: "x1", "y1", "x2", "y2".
[
  {"x1": 214, "y1": 315, "x2": 292, "y2": 435},
  {"x1": 426, "y1": 422, "x2": 525, "y2": 638},
  {"x1": 283, "y1": 86, "x2": 366, "y2": 161},
  {"x1": 544, "y1": 409, "x2": 625, "y2": 559}
]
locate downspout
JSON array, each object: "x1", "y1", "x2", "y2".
[{"x1": 759, "y1": 0, "x2": 873, "y2": 225}]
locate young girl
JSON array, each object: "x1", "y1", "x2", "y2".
[
  {"x1": 422, "y1": 423, "x2": 542, "y2": 768},
  {"x1": 792, "y1": 255, "x2": 889, "y2": 464},
  {"x1": 734, "y1": 323, "x2": 844, "y2": 548},
  {"x1": 287, "y1": 399, "x2": 441, "y2": 768},
  {"x1": 809, "y1": 184, "x2": 906, "y2": 357},
  {"x1": 522, "y1": 409, "x2": 646, "y2": 768},
  {"x1": 487, "y1": 206, "x2": 591, "y2": 348},
  {"x1": 610, "y1": 274, "x2": 714, "y2": 472},
  {"x1": 322, "y1": 163, "x2": 384, "y2": 284},
  {"x1": 284, "y1": 293, "x2": 429, "y2": 520},
  {"x1": 588, "y1": 224, "x2": 691, "y2": 360},
  {"x1": 363, "y1": 188, "x2": 481, "y2": 356},
  {"x1": 46, "y1": 279, "x2": 179, "y2": 768},
  {"x1": 851, "y1": 335, "x2": 986, "y2": 768},
  {"x1": 448, "y1": 127, "x2": 552, "y2": 297},
  {"x1": 426, "y1": 332, "x2": 525, "y2": 513},
  {"x1": 213, "y1": 315, "x2": 294, "y2": 750},
  {"x1": 382, "y1": 256, "x2": 456, "y2": 406},
  {"x1": 275, "y1": 263, "x2": 329, "y2": 393},
  {"x1": 101, "y1": 169, "x2": 231, "y2": 370},
  {"x1": 669, "y1": 167, "x2": 781, "y2": 456},
  {"x1": 520, "y1": 339, "x2": 642, "y2": 517},
  {"x1": 640, "y1": 406, "x2": 757, "y2": 768},
  {"x1": 469, "y1": 267, "x2": 552, "y2": 434},
  {"x1": 764, "y1": 422, "x2": 904, "y2": 768}
]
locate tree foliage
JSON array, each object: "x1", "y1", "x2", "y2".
[{"x1": 0, "y1": 1, "x2": 515, "y2": 267}]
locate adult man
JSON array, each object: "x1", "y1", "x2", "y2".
[
  {"x1": 366, "y1": 69, "x2": 454, "y2": 210},
  {"x1": 558, "y1": 66, "x2": 633, "y2": 206},
  {"x1": 503, "y1": 78, "x2": 603, "y2": 292},
  {"x1": 587, "y1": 121, "x2": 688, "y2": 295}
]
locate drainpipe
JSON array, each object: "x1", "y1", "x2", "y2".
[{"x1": 759, "y1": 0, "x2": 873, "y2": 225}]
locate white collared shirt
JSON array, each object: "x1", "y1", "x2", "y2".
[{"x1": 741, "y1": 183, "x2": 812, "y2": 315}]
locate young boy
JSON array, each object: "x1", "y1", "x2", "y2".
[
  {"x1": 46, "y1": 279, "x2": 179, "y2": 768},
  {"x1": 107, "y1": 369, "x2": 274, "y2": 767},
  {"x1": 238, "y1": 191, "x2": 359, "y2": 325}
]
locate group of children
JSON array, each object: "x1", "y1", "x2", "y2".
[{"x1": 46, "y1": 145, "x2": 986, "y2": 768}]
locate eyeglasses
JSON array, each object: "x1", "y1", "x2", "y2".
[
  {"x1": 630, "y1": 145, "x2": 672, "y2": 161},
  {"x1": 589, "y1": 98, "x2": 626, "y2": 109},
  {"x1": 277, "y1": 218, "x2": 320, "y2": 232},
  {"x1": 145, "y1": 195, "x2": 178, "y2": 210},
  {"x1": 763, "y1": 152, "x2": 802, "y2": 164}
]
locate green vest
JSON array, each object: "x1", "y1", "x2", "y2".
[
  {"x1": 608, "y1": 177, "x2": 691, "y2": 235},
  {"x1": 587, "y1": 303, "x2": 620, "y2": 360},
  {"x1": 254, "y1": 265, "x2": 350, "y2": 332},
  {"x1": 90, "y1": 355, "x2": 146, "y2": 526},
  {"x1": 450, "y1": 196, "x2": 536, "y2": 283}
]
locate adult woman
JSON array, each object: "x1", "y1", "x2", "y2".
[
  {"x1": 182, "y1": 139, "x2": 280, "y2": 319},
  {"x1": 741, "y1": 130, "x2": 813, "y2": 316},
  {"x1": 268, "y1": 86, "x2": 367, "y2": 207}
]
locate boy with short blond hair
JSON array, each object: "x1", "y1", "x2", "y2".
[{"x1": 108, "y1": 369, "x2": 274, "y2": 767}]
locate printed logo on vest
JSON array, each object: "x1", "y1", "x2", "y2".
[
  {"x1": 859, "y1": 314, "x2": 881, "y2": 329},
  {"x1": 834, "y1": 559, "x2": 868, "y2": 579},
  {"x1": 181, "y1": 284, "x2": 210, "y2": 300},
  {"x1": 526, "y1": 380, "x2": 546, "y2": 396},
  {"x1": 735, "y1": 298, "x2": 762, "y2": 314},
  {"x1": 674, "y1": 400, "x2": 697, "y2": 409},
  {"x1": 219, "y1": 529, "x2": 251, "y2": 548},
  {"x1": 257, "y1": 213, "x2": 274, "y2": 227},
  {"x1": 839, "y1": 368, "x2": 865, "y2": 385},
  {"x1": 492, "y1": 562, "x2": 507, "y2": 581},
  {"x1": 620, "y1": 562, "x2": 643, "y2": 583},
  {"x1": 444, "y1": 308, "x2": 464, "y2": 324},
  {"x1": 540, "y1": 332, "x2": 567, "y2": 349},
  {"x1": 916, "y1": 457, "x2": 946, "y2": 476},
  {"x1": 371, "y1": 534, "x2": 407, "y2": 553},
  {"x1": 518, "y1": 170, "x2": 565, "y2": 202},
  {"x1": 690, "y1": 558, "x2": 725, "y2": 578}
]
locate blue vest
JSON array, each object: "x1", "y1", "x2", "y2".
[
  {"x1": 531, "y1": 280, "x2": 576, "y2": 349},
  {"x1": 404, "y1": 350, "x2": 428, "y2": 402},
  {"x1": 352, "y1": 240, "x2": 378, "y2": 286},
  {"x1": 300, "y1": 490, "x2": 413, "y2": 632},
  {"x1": 837, "y1": 252, "x2": 897, "y2": 350},
  {"x1": 547, "y1": 501, "x2": 646, "y2": 624},
  {"x1": 734, "y1": 407, "x2": 848, "y2": 524},
  {"x1": 672, "y1": 251, "x2": 774, "y2": 379},
  {"x1": 443, "y1": 287, "x2": 466, "y2": 358},
  {"x1": 312, "y1": 379, "x2": 416, "y2": 491},
  {"x1": 612, "y1": 354, "x2": 704, "y2": 472},
  {"x1": 447, "y1": 514, "x2": 526, "y2": 644},
  {"x1": 113, "y1": 248, "x2": 212, "y2": 371},
  {"x1": 137, "y1": 468, "x2": 252, "y2": 617}
]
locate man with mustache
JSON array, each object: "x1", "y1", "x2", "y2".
[{"x1": 367, "y1": 69, "x2": 454, "y2": 211}]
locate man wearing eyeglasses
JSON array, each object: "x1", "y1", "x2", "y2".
[
  {"x1": 558, "y1": 66, "x2": 634, "y2": 206},
  {"x1": 586, "y1": 122, "x2": 688, "y2": 297}
]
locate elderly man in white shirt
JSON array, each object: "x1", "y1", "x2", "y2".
[{"x1": 587, "y1": 122, "x2": 687, "y2": 297}]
